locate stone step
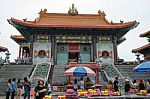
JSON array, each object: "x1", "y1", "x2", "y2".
[
  {"x1": 52, "y1": 65, "x2": 67, "y2": 85},
  {"x1": 0, "y1": 64, "x2": 34, "y2": 95}
]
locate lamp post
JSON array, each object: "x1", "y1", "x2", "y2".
[
  {"x1": 135, "y1": 52, "x2": 140, "y2": 64},
  {"x1": 5, "y1": 50, "x2": 11, "y2": 65}
]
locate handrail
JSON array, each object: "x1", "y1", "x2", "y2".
[
  {"x1": 30, "y1": 63, "x2": 38, "y2": 79},
  {"x1": 111, "y1": 64, "x2": 124, "y2": 78},
  {"x1": 46, "y1": 62, "x2": 51, "y2": 83},
  {"x1": 103, "y1": 70, "x2": 111, "y2": 81}
]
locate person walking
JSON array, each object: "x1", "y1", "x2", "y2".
[
  {"x1": 5, "y1": 79, "x2": 12, "y2": 99},
  {"x1": 16, "y1": 79, "x2": 23, "y2": 99},
  {"x1": 11, "y1": 78, "x2": 17, "y2": 99},
  {"x1": 23, "y1": 77, "x2": 31, "y2": 99},
  {"x1": 35, "y1": 79, "x2": 47, "y2": 99}
]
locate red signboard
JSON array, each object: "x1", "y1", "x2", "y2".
[{"x1": 68, "y1": 44, "x2": 79, "y2": 51}]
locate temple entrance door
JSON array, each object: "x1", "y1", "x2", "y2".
[{"x1": 68, "y1": 52, "x2": 79, "y2": 62}]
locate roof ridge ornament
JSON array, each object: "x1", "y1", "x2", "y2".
[
  {"x1": 68, "y1": 4, "x2": 78, "y2": 15},
  {"x1": 98, "y1": 10, "x2": 106, "y2": 18}
]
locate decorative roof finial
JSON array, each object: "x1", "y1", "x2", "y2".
[{"x1": 68, "y1": 4, "x2": 78, "y2": 15}]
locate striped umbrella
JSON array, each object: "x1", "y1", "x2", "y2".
[{"x1": 65, "y1": 66, "x2": 96, "y2": 76}]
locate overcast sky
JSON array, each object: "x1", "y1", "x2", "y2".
[{"x1": 0, "y1": 0, "x2": 150, "y2": 62}]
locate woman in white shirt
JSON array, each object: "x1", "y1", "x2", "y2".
[{"x1": 78, "y1": 77, "x2": 85, "y2": 90}]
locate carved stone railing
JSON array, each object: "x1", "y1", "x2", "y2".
[{"x1": 30, "y1": 62, "x2": 51, "y2": 88}]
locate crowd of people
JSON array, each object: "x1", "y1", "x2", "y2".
[
  {"x1": 5, "y1": 77, "x2": 52, "y2": 99},
  {"x1": 107, "y1": 76, "x2": 150, "y2": 94},
  {"x1": 5, "y1": 76, "x2": 150, "y2": 99},
  {"x1": 72, "y1": 76, "x2": 150, "y2": 94}
]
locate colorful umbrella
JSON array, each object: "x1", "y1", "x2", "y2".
[
  {"x1": 65, "y1": 66, "x2": 96, "y2": 76},
  {"x1": 133, "y1": 61, "x2": 150, "y2": 72}
]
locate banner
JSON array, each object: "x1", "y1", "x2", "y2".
[{"x1": 68, "y1": 44, "x2": 79, "y2": 51}]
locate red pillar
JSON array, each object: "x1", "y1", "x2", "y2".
[
  {"x1": 19, "y1": 46, "x2": 21, "y2": 58},
  {"x1": 95, "y1": 70, "x2": 99, "y2": 84},
  {"x1": 22, "y1": 48, "x2": 24, "y2": 58},
  {"x1": 68, "y1": 76, "x2": 71, "y2": 84},
  {"x1": 97, "y1": 70, "x2": 99, "y2": 84}
]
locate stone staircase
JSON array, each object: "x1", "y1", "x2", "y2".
[
  {"x1": 30, "y1": 62, "x2": 51, "y2": 88},
  {"x1": 115, "y1": 64, "x2": 150, "y2": 81},
  {"x1": 51, "y1": 65, "x2": 67, "y2": 85},
  {"x1": 103, "y1": 64, "x2": 125, "y2": 88},
  {"x1": 0, "y1": 64, "x2": 33, "y2": 95},
  {"x1": 103, "y1": 64, "x2": 124, "y2": 80}
]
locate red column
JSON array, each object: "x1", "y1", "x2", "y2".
[
  {"x1": 22, "y1": 48, "x2": 24, "y2": 58},
  {"x1": 19, "y1": 46, "x2": 21, "y2": 58},
  {"x1": 68, "y1": 76, "x2": 71, "y2": 84},
  {"x1": 97, "y1": 70, "x2": 99, "y2": 84},
  {"x1": 95, "y1": 70, "x2": 99, "y2": 84}
]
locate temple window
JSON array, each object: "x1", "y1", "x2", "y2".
[
  {"x1": 33, "y1": 35, "x2": 51, "y2": 42},
  {"x1": 99, "y1": 36, "x2": 110, "y2": 43}
]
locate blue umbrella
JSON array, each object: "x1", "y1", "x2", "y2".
[{"x1": 133, "y1": 61, "x2": 150, "y2": 72}]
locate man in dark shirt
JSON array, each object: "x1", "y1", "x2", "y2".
[
  {"x1": 113, "y1": 76, "x2": 119, "y2": 91},
  {"x1": 23, "y1": 77, "x2": 31, "y2": 99}
]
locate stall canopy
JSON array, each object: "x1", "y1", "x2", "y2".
[
  {"x1": 65, "y1": 66, "x2": 96, "y2": 76},
  {"x1": 133, "y1": 61, "x2": 150, "y2": 73}
]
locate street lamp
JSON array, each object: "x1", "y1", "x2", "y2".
[
  {"x1": 5, "y1": 50, "x2": 11, "y2": 65},
  {"x1": 135, "y1": 52, "x2": 140, "y2": 64}
]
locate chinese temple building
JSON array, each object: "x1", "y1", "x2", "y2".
[
  {"x1": 8, "y1": 4, "x2": 139, "y2": 65},
  {"x1": 132, "y1": 30, "x2": 150, "y2": 61}
]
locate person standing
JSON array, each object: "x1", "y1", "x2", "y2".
[
  {"x1": 146, "y1": 80, "x2": 150, "y2": 93},
  {"x1": 23, "y1": 77, "x2": 31, "y2": 99},
  {"x1": 78, "y1": 77, "x2": 85, "y2": 90},
  {"x1": 5, "y1": 79, "x2": 12, "y2": 99},
  {"x1": 138, "y1": 80, "x2": 145, "y2": 90},
  {"x1": 11, "y1": 78, "x2": 17, "y2": 99},
  {"x1": 16, "y1": 79, "x2": 23, "y2": 99},
  {"x1": 47, "y1": 81, "x2": 52, "y2": 95},
  {"x1": 113, "y1": 76, "x2": 119, "y2": 91},
  {"x1": 35, "y1": 79, "x2": 47, "y2": 99},
  {"x1": 73, "y1": 78, "x2": 78, "y2": 91},
  {"x1": 124, "y1": 79, "x2": 131, "y2": 93}
]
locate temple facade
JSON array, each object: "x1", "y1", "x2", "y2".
[{"x1": 9, "y1": 4, "x2": 138, "y2": 65}]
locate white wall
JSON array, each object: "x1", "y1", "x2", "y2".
[
  {"x1": 96, "y1": 43, "x2": 114, "y2": 64},
  {"x1": 33, "y1": 42, "x2": 51, "y2": 65}
]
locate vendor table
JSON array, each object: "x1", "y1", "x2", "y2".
[{"x1": 87, "y1": 94, "x2": 150, "y2": 99}]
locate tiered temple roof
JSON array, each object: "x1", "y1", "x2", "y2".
[
  {"x1": 132, "y1": 43, "x2": 150, "y2": 54},
  {"x1": 140, "y1": 30, "x2": 150, "y2": 37},
  {"x1": 8, "y1": 8, "x2": 139, "y2": 41},
  {"x1": 0, "y1": 46, "x2": 8, "y2": 52},
  {"x1": 132, "y1": 30, "x2": 150, "y2": 54},
  {"x1": 10, "y1": 35, "x2": 27, "y2": 45}
]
